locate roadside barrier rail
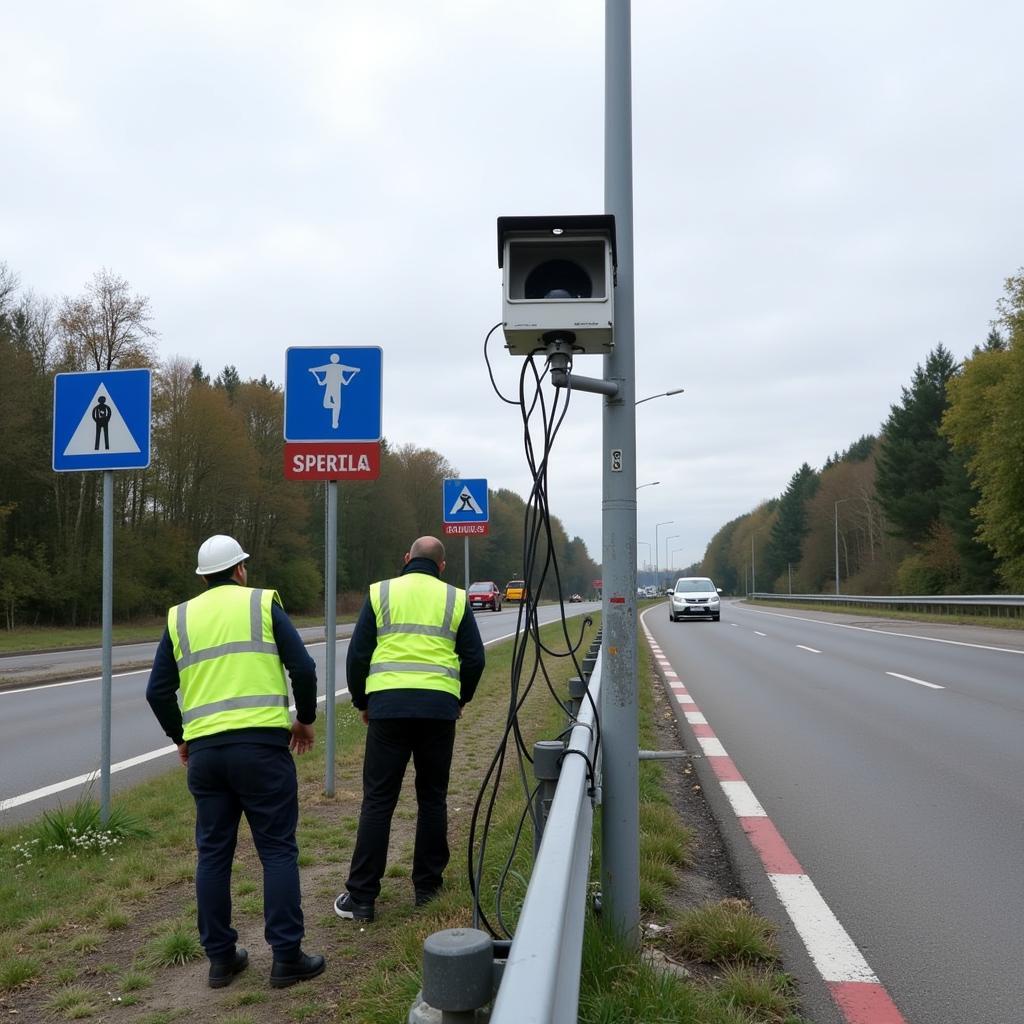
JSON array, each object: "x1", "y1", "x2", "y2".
[
  {"x1": 409, "y1": 639, "x2": 603, "y2": 1024},
  {"x1": 748, "y1": 592, "x2": 1024, "y2": 618}
]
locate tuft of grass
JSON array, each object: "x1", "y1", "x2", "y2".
[
  {"x1": 234, "y1": 878, "x2": 258, "y2": 896},
  {"x1": 30, "y1": 800, "x2": 149, "y2": 859},
  {"x1": 55, "y1": 966, "x2": 78, "y2": 985},
  {"x1": 25, "y1": 912, "x2": 62, "y2": 934},
  {"x1": 103, "y1": 907, "x2": 130, "y2": 930},
  {"x1": 668, "y1": 899, "x2": 779, "y2": 965},
  {"x1": 69, "y1": 932, "x2": 103, "y2": 953},
  {"x1": 714, "y1": 963, "x2": 800, "y2": 1020},
  {"x1": 120, "y1": 969, "x2": 152, "y2": 992},
  {"x1": 141, "y1": 922, "x2": 202, "y2": 968},
  {"x1": 225, "y1": 989, "x2": 269, "y2": 1006},
  {"x1": 0, "y1": 955, "x2": 41, "y2": 990},
  {"x1": 45, "y1": 985, "x2": 97, "y2": 1018},
  {"x1": 385, "y1": 863, "x2": 409, "y2": 878}
]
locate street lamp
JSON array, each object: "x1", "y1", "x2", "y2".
[
  {"x1": 664, "y1": 534, "x2": 679, "y2": 588},
  {"x1": 834, "y1": 498, "x2": 854, "y2": 595},
  {"x1": 635, "y1": 388, "x2": 685, "y2": 406},
  {"x1": 637, "y1": 540, "x2": 651, "y2": 574},
  {"x1": 655, "y1": 521, "x2": 673, "y2": 588},
  {"x1": 636, "y1": 481, "x2": 660, "y2": 491}
]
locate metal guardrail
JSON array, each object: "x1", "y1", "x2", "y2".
[
  {"x1": 749, "y1": 592, "x2": 1024, "y2": 615},
  {"x1": 409, "y1": 642, "x2": 603, "y2": 1024},
  {"x1": 489, "y1": 649, "x2": 602, "y2": 1024}
]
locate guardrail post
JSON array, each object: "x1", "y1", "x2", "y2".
[
  {"x1": 567, "y1": 675, "x2": 587, "y2": 718},
  {"x1": 410, "y1": 928, "x2": 494, "y2": 1024},
  {"x1": 532, "y1": 740, "x2": 563, "y2": 858}
]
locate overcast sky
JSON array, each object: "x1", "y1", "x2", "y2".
[{"x1": 3, "y1": 1, "x2": 1021, "y2": 571}]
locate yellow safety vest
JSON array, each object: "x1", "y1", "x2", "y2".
[
  {"x1": 367, "y1": 573, "x2": 465, "y2": 700},
  {"x1": 168, "y1": 585, "x2": 290, "y2": 742}
]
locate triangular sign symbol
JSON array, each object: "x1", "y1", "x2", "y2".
[
  {"x1": 449, "y1": 486, "x2": 483, "y2": 516},
  {"x1": 63, "y1": 384, "x2": 141, "y2": 456}
]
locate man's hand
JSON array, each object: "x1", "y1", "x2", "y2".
[
  {"x1": 360, "y1": 709, "x2": 369, "y2": 726},
  {"x1": 177, "y1": 742, "x2": 189, "y2": 766},
  {"x1": 290, "y1": 721, "x2": 315, "y2": 755}
]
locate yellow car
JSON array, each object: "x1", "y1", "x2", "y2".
[{"x1": 504, "y1": 579, "x2": 526, "y2": 602}]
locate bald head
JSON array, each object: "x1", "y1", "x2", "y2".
[{"x1": 408, "y1": 535, "x2": 446, "y2": 567}]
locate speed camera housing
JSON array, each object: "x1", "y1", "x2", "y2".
[{"x1": 497, "y1": 215, "x2": 617, "y2": 355}]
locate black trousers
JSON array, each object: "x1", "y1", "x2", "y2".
[
  {"x1": 187, "y1": 742, "x2": 304, "y2": 961},
  {"x1": 346, "y1": 718, "x2": 456, "y2": 903}
]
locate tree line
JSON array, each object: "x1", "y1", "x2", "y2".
[
  {"x1": 693, "y1": 269, "x2": 1024, "y2": 596},
  {"x1": 0, "y1": 263, "x2": 600, "y2": 629}
]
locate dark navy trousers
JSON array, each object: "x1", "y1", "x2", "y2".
[
  {"x1": 346, "y1": 718, "x2": 456, "y2": 903},
  {"x1": 187, "y1": 742, "x2": 303, "y2": 961}
]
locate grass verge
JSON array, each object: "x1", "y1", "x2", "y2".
[
  {"x1": 746, "y1": 597, "x2": 1024, "y2": 630},
  {"x1": 0, "y1": 615, "x2": 805, "y2": 1023}
]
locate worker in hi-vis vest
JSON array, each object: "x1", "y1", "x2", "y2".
[
  {"x1": 146, "y1": 535, "x2": 325, "y2": 990},
  {"x1": 334, "y1": 535, "x2": 485, "y2": 922}
]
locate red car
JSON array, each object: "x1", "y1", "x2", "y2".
[{"x1": 468, "y1": 581, "x2": 503, "y2": 612}]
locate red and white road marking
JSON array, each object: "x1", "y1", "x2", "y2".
[{"x1": 642, "y1": 614, "x2": 908, "y2": 1024}]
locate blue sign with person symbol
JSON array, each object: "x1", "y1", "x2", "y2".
[
  {"x1": 443, "y1": 478, "x2": 489, "y2": 524},
  {"x1": 284, "y1": 346, "x2": 383, "y2": 442},
  {"x1": 52, "y1": 368, "x2": 152, "y2": 472}
]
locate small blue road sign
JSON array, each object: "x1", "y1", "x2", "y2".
[
  {"x1": 443, "y1": 478, "x2": 489, "y2": 524},
  {"x1": 53, "y1": 368, "x2": 152, "y2": 472},
  {"x1": 284, "y1": 346, "x2": 383, "y2": 442}
]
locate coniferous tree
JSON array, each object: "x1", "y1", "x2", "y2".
[{"x1": 761, "y1": 463, "x2": 818, "y2": 588}]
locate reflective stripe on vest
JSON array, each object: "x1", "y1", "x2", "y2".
[
  {"x1": 366, "y1": 574, "x2": 465, "y2": 699},
  {"x1": 168, "y1": 586, "x2": 290, "y2": 741}
]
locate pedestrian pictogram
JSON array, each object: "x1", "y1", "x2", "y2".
[
  {"x1": 284, "y1": 346, "x2": 382, "y2": 442},
  {"x1": 53, "y1": 369, "x2": 152, "y2": 472},
  {"x1": 449, "y1": 486, "x2": 484, "y2": 517}
]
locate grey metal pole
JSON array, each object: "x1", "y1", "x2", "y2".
[
  {"x1": 100, "y1": 470, "x2": 113, "y2": 823},
  {"x1": 751, "y1": 533, "x2": 756, "y2": 596},
  {"x1": 834, "y1": 500, "x2": 840, "y2": 596},
  {"x1": 602, "y1": 0, "x2": 640, "y2": 946},
  {"x1": 325, "y1": 480, "x2": 338, "y2": 796},
  {"x1": 464, "y1": 535, "x2": 469, "y2": 593}
]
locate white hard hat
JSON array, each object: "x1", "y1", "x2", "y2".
[{"x1": 196, "y1": 535, "x2": 249, "y2": 575}]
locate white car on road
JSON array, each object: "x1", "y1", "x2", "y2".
[{"x1": 668, "y1": 577, "x2": 722, "y2": 622}]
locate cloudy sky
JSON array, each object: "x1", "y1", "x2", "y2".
[{"x1": 3, "y1": 1, "x2": 1021, "y2": 571}]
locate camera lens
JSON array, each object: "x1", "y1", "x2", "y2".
[{"x1": 524, "y1": 259, "x2": 593, "y2": 300}]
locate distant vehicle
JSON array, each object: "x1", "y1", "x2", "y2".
[
  {"x1": 668, "y1": 576, "x2": 722, "y2": 622},
  {"x1": 468, "y1": 581, "x2": 502, "y2": 612},
  {"x1": 569, "y1": 593, "x2": 583, "y2": 603},
  {"x1": 504, "y1": 579, "x2": 526, "y2": 602}
]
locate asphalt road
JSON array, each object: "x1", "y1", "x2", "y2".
[
  {"x1": 0, "y1": 602, "x2": 598, "y2": 825},
  {"x1": 645, "y1": 599, "x2": 1024, "y2": 1024}
]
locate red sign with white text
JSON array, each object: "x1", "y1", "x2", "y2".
[
  {"x1": 443, "y1": 522, "x2": 490, "y2": 536},
  {"x1": 284, "y1": 442, "x2": 380, "y2": 481}
]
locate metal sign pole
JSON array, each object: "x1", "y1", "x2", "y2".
[
  {"x1": 324, "y1": 479, "x2": 338, "y2": 796},
  {"x1": 100, "y1": 470, "x2": 113, "y2": 823},
  {"x1": 464, "y1": 535, "x2": 470, "y2": 592}
]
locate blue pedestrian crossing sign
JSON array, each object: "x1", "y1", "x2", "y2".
[
  {"x1": 443, "y1": 478, "x2": 489, "y2": 525},
  {"x1": 284, "y1": 346, "x2": 383, "y2": 442},
  {"x1": 52, "y1": 368, "x2": 152, "y2": 472}
]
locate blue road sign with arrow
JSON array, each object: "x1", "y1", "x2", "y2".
[{"x1": 52, "y1": 368, "x2": 152, "y2": 472}]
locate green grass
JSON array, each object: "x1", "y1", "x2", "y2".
[
  {"x1": 140, "y1": 922, "x2": 203, "y2": 968},
  {"x1": 45, "y1": 985, "x2": 98, "y2": 1018},
  {"x1": 120, "y1": 969, "x2": 153, "y2": 991},
  {"x1": 0, "y1": 955, "x2": 41, "y2": 990},
  {"x1": 667, "y1": 899, "x2": 780, "y2": 965}
]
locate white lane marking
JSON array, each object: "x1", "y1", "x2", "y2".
[
  {"x1": 768, "y1": 873, "x2": 879, "y2": 983},
  {"x1": 738, "y1": 605, "x2": 1024, "y2": 657},
  {"x1": 730, "y1": 623, "x2": 739, "y2": 627},
  {"x1": 684, "y1": 711, "x2": 708, "y2": 725},
  {"x1": 886, "y1": 671, "x2": 944, "y2": 690},
  {"x1": 796, "y1": 645, "x2": 822, "y2": 654},
  {"x1": 697, "y1": 736, "x2": 728, "y2": 756},
  {"x1": 1, "y1": 668, "x2": 148, "y2": 695},
  {"x1": 2, "y1": 623, "x2": 524, "y2": 811},
  {"x1": 721, "y1": 780, "x2": 766, "y2": 817},
  {"x1": 0, "y1": 687, "x2": 352, "y2": 813},
  {"x1": 676, "y1": 694, "x2": 695, "y2": 705},
  {"x1": 754, "y1": 631, "x2": 767, "y2": 637}
]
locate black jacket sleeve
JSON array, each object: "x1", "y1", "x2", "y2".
[
  {"x1": 271, "y1": 602, "x2": 318, "y2": 725},
  {"x1": 146, "y1": 629, "x2": 184, "y2": 745},
  {"x1": 455, "y1": 607, "x2": 485, "y2": 706},
  {"x1": 345, "y1": 597, "x2": 377, "y2": 711}
]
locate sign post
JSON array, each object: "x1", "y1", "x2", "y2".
[
  {"x1": 53, "y1": 368, "x2": 152, "y2": 822},
  {"x1": 442, "y1": 478, "x2": 489, "y2": 590},
  {"x1": 284, "y1": 346, "x2": 382, "y2": 796}
]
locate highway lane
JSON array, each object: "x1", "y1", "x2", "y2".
[
  {"x1": 0, "y1": 603, "x2": 598, "y2": 824},
  {"x1": 646, "y1": 599, "x2": 1024, "y2": 1024}
]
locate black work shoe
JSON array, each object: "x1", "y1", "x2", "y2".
[
  {"x1": 334, "y1": 891, "x2": 374, "y2": 921},
  {"x1": 269, "y1": 951, "x2": 325, "y2": 989},
  {"x1": 414, "y1": 888, "x2": 442, "y2": 907},
  {"x1": 208, "y1": 947, "x2": 249, "y2": 989}
]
